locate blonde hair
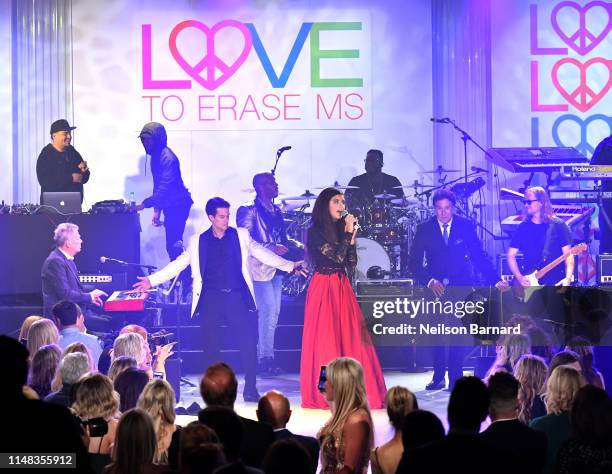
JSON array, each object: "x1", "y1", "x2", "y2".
[
  {"x1": 51, "y1": 342, "x2": 95, "y2": 392},
  {"x1": 112, "y1": 332, "x2": 146, "y2": 365},
  {"x1": 544, "y1": 365, "x2": 584, "y2": 415},
  {"x1": 108, "y1": 356, "x2": 138, "y2": 383},
  {"x1": 27, "y1": 319, "x2": 59, "y2": 356},
  {"x1": 514, "y1": 354, "x2": 548, "y2": 424},
  {"x1": 319, "y1": 358, "x2": 373, "y2": 455},
  {"x1": 386, "y1": 386, "x2": 418, "y2": 432},
  {"x1": 524, "y1": 186, "x2": 555, "y2": 222},
  {"x1": 19, "y1": 315, "x2": 42, "y2": 342},
  {"x1": 137, "y1": 380, "x2": 176, "y2": 464},
  {"x1": 485, "y1": 333, "x2": 531, "y2": 381},
  {"x1": 72, "y1": 373, "x2": 120, "y2": 420}
]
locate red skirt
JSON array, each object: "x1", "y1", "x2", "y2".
[{"x1": 300, "y1": 272, "x2": 387, "y2": 409}]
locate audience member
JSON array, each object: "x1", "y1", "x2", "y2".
[
  {"x1": 29, "y1": 343, "x2": 61, "y2": 398},
  {"x1": 178, "y1": 421, "x2": 226, "y2": 474},
  {"x1": 565, "y1": 337, "x2": 605, "y2": 389},
  {"x1": 370, "y1": 386, "x2": 418, "y2": 474},
  {"x1": 26, "y1": 318, "x2": 59, "y2": 357},
  {"x1": 114, "y1": 367, "x2": 149, "y2": 412},
  {"x1": 0, "y1": 335, "x2": 90, "y2": 470},
  {"x1": 103, "y1": 409, "x2": 167, "y2": 474},
  {"x1": 199, "y1": 406, "x2": 262, "y2": 474},
  {"x1": 199, "y1": 362, "x2": 273, "y2": 468},
  {"x1": 548, "y1": 350, "x2": 581, "y2": 377},
  {"x1": 396, "y1": 410, "x2": 444, "y2": 472},
  {"x1": 514, "y1": 354, "x2": 548, "y2": 424},
  {"x1": 107, "y1": 355, "x2": 138, "y2": 383},
  {"x1": 53, "y1": 300, "x2": 103, "y2": 369},
  {"x1": 485, "y1": 333, "x2": 531, "y2": 381},
  {"x1": 45, "y1": 351, "x2": 89, "y2": 407},
  {"x1": 481, "y1": 372, "x2": 546, "y2": 474},
  {"x1": 137, "y1": 380, "x2": 180, "y2": 468},
  {"x1": 530, "y1": 365, "x2": 585, "y2": 474},
  {"x1": 112, "y1": 333, "x2": 148, "y2": 372},
  {"x1": 256, "y1": 390, "x2": 319, "y2": 474},
  {"x1": 525, "y1": 325, "x2": 555, "y2": 364},
  {"x1": 262, "y1": 438, "x2": 312, "y2": 474},
  {"x1": 18, "y1": 314, "x2": 42, "y2": 345},
  {"x1": 72, "y1": 373, "x2": 120, "y2": 473},
  {"x1": 120, "y1": 324, "x2": 175, "y2": 381},
  {"x1": 397, "y1": 376, "x2": 518, "y2": 474},
  {"x1": 555, "y1": 385, "x2": 612, "y2": 474},
  {"x1": 51, "y1": 341, "x2": 95, "y2": 392},
  {"x1": 318, "y1": 357, "x2": 374, "y2": 474}
]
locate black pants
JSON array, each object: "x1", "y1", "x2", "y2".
[
  {"x1": 197, "y1": 289, "x2": 258, "y2": 390},
  {"x1": 164, "y1": 202, "x2": 192, "y2": 290},
  {"x1": 432, "y1": 345, "x2": 468, "y2": 389}
]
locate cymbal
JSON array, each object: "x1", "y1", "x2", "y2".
[
  {"x1": 373, "y1": 193, "x2": 397, "y2": 200},
  {"x1": 392, "y1": 184, "x2": 436, "y2": 189},
  {"x1": 390, "y1": 197, "x2": 419, "y2": 206},
  {"x1": 420, "y1": 167, "x2": 462, "y2": 174},
  {"x1": 314, "y1": 184, "x2": 359, "y2": 190},
  {"x1": 281, "y1": 190, "x2": 318, "y2": 200}
]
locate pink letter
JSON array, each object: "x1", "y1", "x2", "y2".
[
  {"x1": 161, "y1": 95, "x2": 185, "y2": 121},
  {"x1": 529, "y1": 5, "x2": 567, "y2": 55},
  {"x1": 142, "y1": 24, "x2": 191, "y2": 89},
  {"x1": 531, "y1": 61, "x2": 567, "y2": 112}
]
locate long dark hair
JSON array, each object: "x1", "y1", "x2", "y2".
[
  {"x1": 109, "y1": 409, "x2": 156, "y2": 474},
  {"x1": 309, "y1": 187, "x2": 345, "y2": 247}
]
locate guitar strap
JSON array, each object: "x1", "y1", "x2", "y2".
[{"x1": 540, "y1": 219, "x2": 557, "y2": 268}]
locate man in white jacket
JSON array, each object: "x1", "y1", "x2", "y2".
[{"x1": 135, "y1": 197, "x2": 303, "y2": 401}]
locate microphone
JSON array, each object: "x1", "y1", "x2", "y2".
[
  {"x1": 277, "y1": 146, "x2": 292, "y2": 153},
  {"x1": 340, "y1": 210, "x2": 361, "y2": 231},
  {"x1": 100, "y1": 256, "x2": 128, "y2": 265},
  {"x1": 471, "y1": 166, "x2": 488, "y2": 173},
  {"x1": 430, "y1": 117, "x2": 449, "y2": 123}
]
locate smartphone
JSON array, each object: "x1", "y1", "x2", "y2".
[
  {"x1": 317, "y1": 365, "x2": 327, "y2": 393},
  {"x1": 153, "y1": 371, "x2": 164, "y2": 380}
]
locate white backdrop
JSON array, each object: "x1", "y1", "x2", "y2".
[{"x1": 70, "y1": 0, "x2": 434, "y2": 267}]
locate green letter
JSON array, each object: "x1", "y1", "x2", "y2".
[{"x1": 310, "y1": 22, "x2": 363, "y2": 87}]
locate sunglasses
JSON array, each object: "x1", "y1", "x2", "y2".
[{"x1": 522, "y1": 199, "x2": 538, "y2": 205}]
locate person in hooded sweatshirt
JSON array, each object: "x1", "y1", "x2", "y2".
[{"x1": 135, "y1": 122, "x2": 194, "y2": 293}]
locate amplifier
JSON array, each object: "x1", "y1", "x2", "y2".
[
  {"x1": 497, "y1": 254, "x2": 524, "y2": 282},
  {"x1": 598, "y1": 254, "x2": 612, "y2": 285},
  {"x1": 355, "y1": 279, "x2": 414, "y2": 296}
]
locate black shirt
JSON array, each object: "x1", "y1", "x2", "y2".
[
  {"x1": 306, "y1": 226, "x2": 357, "y2": 273},
  {"x1": 203, "y1": 233, "x2": 243, "y2": 290},
  {"x1": 509, "y1": 218, "x2": 572, "y2": 284},
  {"x1": 345, "y1": 172, "x2": 404, "y2": 208},
  {"x1": 36, "y1": 143, "x2": 90, "y2": 203}
]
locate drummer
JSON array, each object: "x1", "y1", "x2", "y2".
[{"x1": 345, "y1": 149, "x2": 404, "y2": 209}]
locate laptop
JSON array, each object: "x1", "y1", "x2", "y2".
[{"x1": 42, "y1": 192, "x2": 82, "y2": 213}]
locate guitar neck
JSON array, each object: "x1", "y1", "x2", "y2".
[{"x1": 535, "y1": 253, "x2": 568, "y2": 280}]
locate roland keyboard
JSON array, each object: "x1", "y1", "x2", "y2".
[
  {"x1": 501, "y1": 205, "x2": 595, "y2": 233},
  {"x1": 559, "y1": 165, "x2": 612, "y2": 180},
  {"x1": 549, "y1": 190, "x2": 612, "y2": 204}
]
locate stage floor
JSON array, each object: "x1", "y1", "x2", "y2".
[{"x1": 175, "y1": 370, "x2": 460, "y2": 446}]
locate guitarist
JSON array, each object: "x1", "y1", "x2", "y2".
[{"x1": 507, "y1": 186, "x2": 573, "y2": 287}]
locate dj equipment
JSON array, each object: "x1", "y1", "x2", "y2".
[
  {"x1": 42, "y1": 192, "x2": 82, "y2": 213},
  {"x1": 90, "y1": 200, "x2": 133, "y2": 214},
  {"x1": 486, "y1": 147, "x2": 588, "y2": 173},
  {"x1": 104, "y1": 290, "x2": 149, "y2": 312},
  {"x1": 501, "y1": 205, "x2": 595, "y2": 233},
  {"x1": 598, "y1": 254, "x2": 612, "y2": 285},
  {"x1": 559, "y1": 165, "x2": 612, "y2": 180}
]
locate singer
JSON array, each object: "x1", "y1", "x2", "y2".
[{"x1": 300, "y1": 187, "x2": 386, "y2": 409}]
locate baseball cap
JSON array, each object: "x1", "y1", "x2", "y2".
[{"x1": 50, "y1": 119, "x2": 77, "y2": 134}]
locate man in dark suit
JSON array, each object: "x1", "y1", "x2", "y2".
[
  {"x1": 198, "y1": 362, "x2": 274, "y2": 469},
  {"x1": 135, "y1": 197, "x2": 303, "y2": 400},
  {"x1": 408, "y1": 189, "x2": 503, "y2": 390},
  {"x1": 41, "y1": 223, "x2": 108, "y2": 325},
  {"x1": 256, "y1": 390, "x2": 319, "y2": 473},
  {"x1": 481, "y1": 372, "x2": 547, "y2": 474},
  {"x1": 397, "y1": 376, "x2": 519, "y2": 474}
]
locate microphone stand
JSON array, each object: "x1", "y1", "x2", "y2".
[{"x1": 271, "y1": 148, "x2": 289, "y2": 176}]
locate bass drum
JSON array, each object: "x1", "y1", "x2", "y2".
[{"x1": 355, "y1": 237, "x2": 391, "y2": 281}]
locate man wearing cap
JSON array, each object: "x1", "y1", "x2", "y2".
[
  {"x1": 36, "y1": 119, "x2": 89, "y2": 204},
  {"x1": 134, "y1": 122, "x2": 194, "y2": 294}
]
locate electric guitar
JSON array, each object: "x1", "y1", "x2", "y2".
[{"x1": 512, "y1": 242, "x2": 587, "y2": 301}]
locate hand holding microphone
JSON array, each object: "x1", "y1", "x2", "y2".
[{"x1": 341, "y1": 210, "x2": 360, "y2": 240}]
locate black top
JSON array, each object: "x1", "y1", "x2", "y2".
[
  {"x1": 142, "y1": 148, "x2": 193, "y2": 210},
  {"x1": 591, "y1": 135, "x2": 612, "y2": 192},
  {"x1": 345, "y1": 172, "x2": 404, "y2": 207},
  {"x1": 509, "y1": 218, "x2": 572, "y2": 285},
  {"x1": 36, "y1": 143, "x2": 90, "y2": 203},
  {"x1": 306, "y1": 226, "x2": 357, "y2": 273},
  {"x1": 408, "y1": 215, "x2": 499, "y2": 285},
  {"x1": 43, "y1": 384, "x2": 74, "y2": 408},
  {"x1": 274, "y1": 428, "x2": 320, "y2": 474},
  {"x1": 202, "y1": 232, "x2": 243, "y2": 290}
]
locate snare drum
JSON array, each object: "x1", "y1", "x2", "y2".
[{"x1": 355, "y1": 237, "x2": 391, "y2": 280}]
